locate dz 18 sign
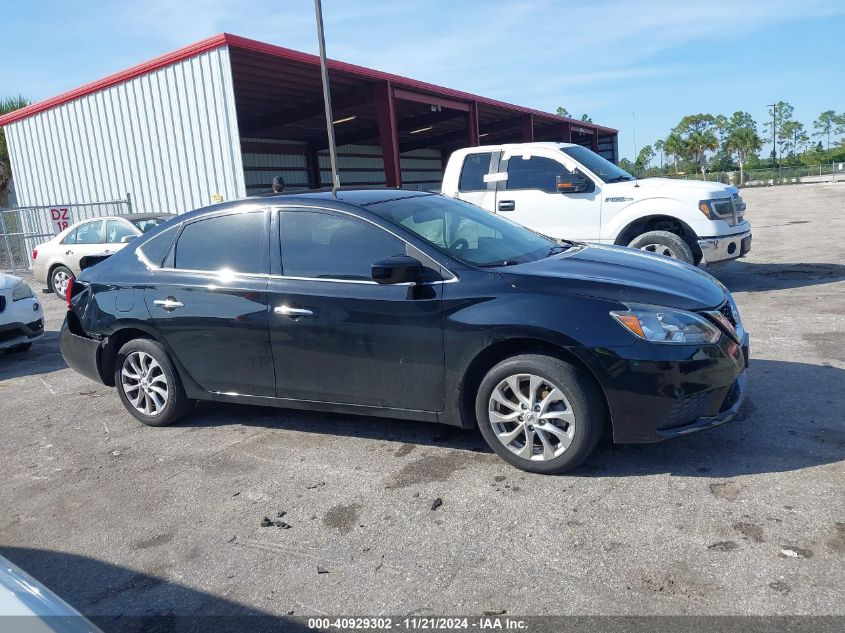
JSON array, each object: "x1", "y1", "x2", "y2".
[{"x1": 50, "y1": 208, "x2": 70, "y2": 233}]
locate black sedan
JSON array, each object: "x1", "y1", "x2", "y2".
[{"x1": 59, "y1": 190, "x2": 749, "y2": 474}]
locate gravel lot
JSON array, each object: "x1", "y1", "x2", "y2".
[{"x1": 1, "y1": 183, "x2": 843, "y2": 626}]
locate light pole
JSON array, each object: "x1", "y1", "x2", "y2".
[
  {"x1": 767, "y1": 103, "x2": 777, "y2": 166},
  {"x1": 314, "y1": 0, "x2": 340, "y2": 195}
]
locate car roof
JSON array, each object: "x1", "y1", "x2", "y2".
[
  {"x1": 250, "y1": 188, "x2": 435, "y2": 206},
  {"x1": 115, "y1": 213, "x2": 174, "y2": 220}
]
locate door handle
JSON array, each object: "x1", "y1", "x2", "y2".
[
  {"x1": 498, "y1": 200, "x2": 515, "y2": 212},
  {"x1": 153, "y1": 298, "x2": 184, "y2": 310},
  {"x1": 65, "y1": 250, "x2": 73, "y2": 255},
  {"x1": 274, "y1": 305, "x2": 313, "y2": 318}
]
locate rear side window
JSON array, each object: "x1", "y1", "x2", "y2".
[
  {"x1": 62, "y1": 227, "x2": 78, "y2": 244},
  {"x1": 138, "y1": 225, "x2": 178, "y2": 267},
  {"x1": 279, "y1": 210, "x2": 405, "y2": 281},
  {"x1": 74, "y1": 220, "x2": 104, "y2": 244},
  {"x1": 505, "y1": 156, "x2": 568, "y2": 193},
  {"x1": 106, "y1": 219, "x2": 137, "y2": 244},
  {"x1": 458, "y1": 152, "x2": 493, "y2": 192},
  {"x1": 174, "y1": 211, "x2": 264, "y2": 274}
]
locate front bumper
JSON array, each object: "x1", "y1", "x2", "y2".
[
  {"x1": 0, "y1": 317, "x2": 44, "y2": 350},
  {"x1": 573, "y1": 332, "x2": 750, "y2": 444},
  {"x1": 698, "y1": 230, "x2": 752, "y2": 264}
]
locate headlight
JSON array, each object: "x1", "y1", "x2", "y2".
[
  {"x1": 611, "y1": 304, "x2": 721, "y2": 344},
  {"x1": 12, "y1": 280, "x2": 34, "y2": 301},
  {"x1": 698, "y1": 198, "x2": 735, "y2": 220},
  {"x1": 725, "y1": 290, "x2": 744, "y2": 334}
]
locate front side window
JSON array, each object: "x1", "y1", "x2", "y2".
[
  {"x1": 174, "y1": 211, "x2": 264, "y2": 274},
  {"x1": 279, "y1": 210, "x2": 406, "y2": 281},
  {"x1": 106, "y1": 219, "x2": 137, "y2": 244},
  {"x1": 505, "y1": 156, "x2": 570, "y2": 193},
  {"x1": 560, "y1": 145, "x2": 634, "y2": 182},
  {"x1": 74, "y1": 221, "x2": 104, "y2": 245},
  {"x1": 369, "y1": 194, "x2": 556, "y2": 267},
  {"x1": 458, "y1": 152, "x2": 494, "y2": 192}
]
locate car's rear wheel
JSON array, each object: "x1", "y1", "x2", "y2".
[
  {"x1": 475, "y1": 354, "x2": 605, "y2": 474},
  {"x1": 115, "y1": 338, "x2": 191, "y2": 427},
  {"x1": 628, "y1": 230, "x2": 694, "y2": 264},
  {"x1": 50, "y1": 265, "x2": 74, "y2": 299}
]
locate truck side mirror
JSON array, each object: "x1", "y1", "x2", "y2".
[{"x1": 556, "y1": 172, "x2": 588, "y2": 194}]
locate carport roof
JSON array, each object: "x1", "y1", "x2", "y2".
[{"x1": 0, "y1": 33, "x2": 617, "y2": 136}]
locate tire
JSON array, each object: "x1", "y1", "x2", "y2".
[
  {"x1": 475, "y1": 354, "x2": 605, "y2": 474},
  {"x1": 114, "y1": 338, "x2": 191, "y2": 427},
  {"x1": 50, "y1": 265, "x2": 74, "y2": 299},
  {"x1": 628, "y1": 230, "x2": 694, "y2": 264},
  {"x1": 6, "y1": 342, "x2": 33, "y2": 353}
]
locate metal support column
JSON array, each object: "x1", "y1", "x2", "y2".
[
  {"x1": 521, "y1": 114, "x2": 534, "y2": 142},
  {"x1": 375, "y1": 83, "x2": 402, "y2": 188},
  {"x1": 307, "y1": 145, "x2": 322, "y2": 189},
  {"x1": 591, "y1": 129, "x2": 599, "y2": 151},
  {"x1": 561, "y1": 121, "x2": 572, "y2": 143},
  {"x1": 467, "y1": 101, "x2": 480, "y2": 146}
]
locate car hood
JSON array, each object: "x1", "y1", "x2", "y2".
[
  {"x1": 499, "y1": 243, "x2": 726, "y2": 311},
  {"x1": 0, "y1": 272, "x2": 23, "y2": 291},
  {"x1": 603, "y1": 177, "x2": 737, "y2": 202}
]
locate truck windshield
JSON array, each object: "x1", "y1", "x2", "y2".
[
  {"x1": 368, "y1": 194, "x2": 557, "y2": 268},
  {"x1": 560, "y1": 146, "x2": 635, "y2": 183}
]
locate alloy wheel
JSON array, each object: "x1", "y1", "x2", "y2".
[
  {"x1": 121, "y1": 351, "x2": 168, "y2": 416},
  {"x1": 488, "y1": 373, "x2": 576, "y2": 461},
  {"x1": 53, "y1": 270, "x2": 71, "y2": 295}
]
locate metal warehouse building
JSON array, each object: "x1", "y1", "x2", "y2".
[{"x1": 0, "y1": 33, "x2": 618, "y2": 215}]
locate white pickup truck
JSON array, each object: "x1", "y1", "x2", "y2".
[{"x1": 441, "y1": 142, "x2": 751, "y2": 266}]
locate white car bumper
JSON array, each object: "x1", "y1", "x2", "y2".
[
  {"x1": 698, "y1": 230, "x2": 752, "y2": 265},
  {"x1": 0, "y1": 296, "x2": 45, "y2": 350}
]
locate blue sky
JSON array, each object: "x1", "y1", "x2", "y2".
[{"x1": 3, "y1": 0, "x2": 844, "y2": 160}]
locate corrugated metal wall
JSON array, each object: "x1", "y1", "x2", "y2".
[{"x1": 5, "y1": 46, "x2": 245, "y2": 214}]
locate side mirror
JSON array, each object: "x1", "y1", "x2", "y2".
[
  {"x1": 372, "y1": 255, "x2": 423, "y2": 285},
  {"x1": 556, "y1": 172, "x2": 589, "y2": 194},
  {"x1": 120, "y1": 235, "x2": 136, "y2": 243}
]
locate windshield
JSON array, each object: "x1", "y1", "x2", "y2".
[
  {"x1": 368, "y1": 194, "x2": 556, "y2": 267},
  {"x1": 131, "y1": 217, "x2": 169, "y2": 233},
  {"x1": 560, "y1": 145, "x2": 634, "y2": 182}
]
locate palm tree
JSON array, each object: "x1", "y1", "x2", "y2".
[
  {"x1": 653, "y1": 139, "x2": 665, "y2": 171},
  {"x1": 663, "y1": 133, "x2": 685, "y2": 174},
  {"x1": 0, "y1": 96, "x2": 30, "y2": 208},
  {"x1": 725, "y1": 127, "x2": 762, "y2": 185},
  {"x1": 687, "y1": 129, "x2": 719, "y2": 178}
]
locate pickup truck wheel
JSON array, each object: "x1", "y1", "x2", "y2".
[
  {"x1": 475, "y1": 354, "x2": 605, "y2": 474},
  {"x1": 628, "y1": 230, "x2": 693, "y2": 264}
]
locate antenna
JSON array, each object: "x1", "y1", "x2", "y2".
[
  {"x1": 314, "y1": 0, "x2": 340, "y2": 196},
  {"x1": 632, "y1": 110, "x2": 637, "y2": 159}
]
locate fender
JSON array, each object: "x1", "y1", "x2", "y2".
[{"x1": 601, "y1": 197, "x2": 691, "y2": 243}]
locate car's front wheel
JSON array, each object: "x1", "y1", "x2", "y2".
[
  {"x1": 115, "y1": 338, "x2": 191, "y2": 426},
  {"x1": 475, "y1": 354, "x2": 605, "y2": 474}
]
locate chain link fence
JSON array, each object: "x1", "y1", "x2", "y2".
[
  {"x1": 1, "y1": 194, "x2": 133, "y2": 274},
  {"x1": 663, "y1": 163, "x2": 844, "y2": 188}
]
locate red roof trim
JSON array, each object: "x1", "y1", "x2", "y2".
[{"x1": 0, "y1": 32, "x2": 617, "y2": 135}]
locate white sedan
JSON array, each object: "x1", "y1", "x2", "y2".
[{"x1": 0, "y1": 273, "x2": 44, "y2": 353}]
